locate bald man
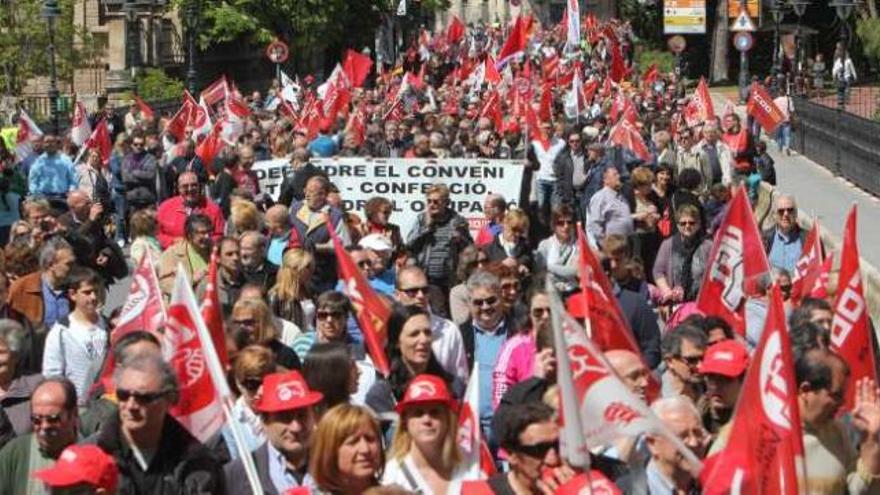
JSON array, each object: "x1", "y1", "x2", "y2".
[
  {"x1": 265, "y1": 204, "x2": 297, "y2": 266},
  {"x1": 634, "y1": 397, "x2": 707, "y2": 493},
  {"x1": 156, "y1": 171, "x2": 225, "y2": 249},
  {"x1": 59, "y1": 190, "x2": 128, "y2": 284},
  {"x1": 605, "y1": 349, "x2": 651, "y2": 402}
]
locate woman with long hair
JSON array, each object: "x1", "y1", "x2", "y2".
[
  {"x1": 267, "y1": 248, "x2": 316, "y2": 332},
  {"x1": 302, "y1": 341, "x2": 360, "y2": 416},
  {"x1": 230, "y1": 297, "x2": 301, "y2": 370},
  {"x1": 310, "y1": 404, "x2": 384, "y2": 495},
  {"x1": 382, "y1": 375, "x2": 465, "y2": 494}
]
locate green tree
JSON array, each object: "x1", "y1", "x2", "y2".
[{"x1": 0, "y1": 0, "x2": 98, "y2": 95}]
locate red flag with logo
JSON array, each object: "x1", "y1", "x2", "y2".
[
  {"x1": 484, "y1": 57, "x2": 502, "y2": 85},
  {"x1": 480, "y1": 90, "x2": 503, "y2": 131},
  {"x1": 164, "y1": 269, "x2": 225, "y2": 442},
  {"x1": 747, "y1": 82, "x2": 786, "y2": 134},
  {"x1": 70, "y1": 101, "x2": 91, "y2": 147},
  {"x1": 539, "y1": 82, "x2": 553, "y2": 122},
  {"x1": 342, "y1": 49, "x2": 373, "y2": 88},
  {"x1": 790, "y1": 221, "x2": 824, "y2": 306},
  {"x1": 201, "y1": 249, "x2": 230, "y2": 369},
  {"x1": 134, "y1": 95, "x2": 155, "y2": 121},
  {"x1": 497, "y1": 16, "x2": 529, "y2": 66},
  {"x1": 830, "y1": 205, "x2": 877, "y2": 411},
  {"x1": 455, "y1": 363, "x2": 496, "y2": 481},
  {"x1": 696, "y1": 185, "x2": 771, "y2": 335},
  {"x1": 199, "y1": 76, "x2": 229, "y2": 107},
  {"x1": 684, "y1": 77, "x2": 715, "y2": 128},
  {"x1": 15, "y1": 108, "x2": 43, "y2": 162},
  {"x1": 446, "y1": 16, "x2": 466, "y2": 44},
  {"x1": 702, "y1": 285, "x2": 806, "y2": 495},
  {"x1": 810, "y1": 253, "x2": 833, "y2": 300},
  {"x1": 83, "y1": 119, "x2": 112, "y2": 165},
  {"x1": 195, "y1": 122, "x2": 225, "y2": 175},
  {"x1": 607, "y1": 118, "x2": 651, "y2": 162},
  {"x1": 328, "y1": 221, "x2": 391, "y2": 376}
]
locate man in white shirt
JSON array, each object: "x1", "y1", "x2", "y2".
[
  {"x1": 395, "y1": 266, "x2": 469, "y2": 382},
  {"x1": 42, "y1": 267, "x2": 107, "y2": 406}
]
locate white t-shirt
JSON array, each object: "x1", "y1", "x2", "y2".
[{"x1": 381, "y1": 453, "x2": 465, "y2": 495}]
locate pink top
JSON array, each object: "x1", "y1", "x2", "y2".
[{"x1": 491, "y1": 331, "x2": 536, "y2": 410}]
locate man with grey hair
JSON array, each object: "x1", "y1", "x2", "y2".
[
  {"x1": 695, "y1": 120, "x2": 733, "y2": 187},
  {"x1": 8, "y1": 237, "x2": 75, "y2": 329},
  {"x1": 617, "y1": 396, "x2": 708, "y2": 493},
  {"x1": 762, "y1": 194, "x2": 806, "y2": 273},
  {"x1": 85, "y1": 353, "x2": 224, "y2": 493},
  {"x1": 460, "y1": 270, "x2": 516, "y2": 450},
  {"x1": 0, "y1": 319, "x2": 43, "y2": 446},
  {"x1": 278, "y1": 147, "x2": 327, "y2": 206},
  {"x1": 240, "y1": 230, "x2": 277, "y2": 293}
]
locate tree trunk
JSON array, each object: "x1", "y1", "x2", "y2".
[{"x1": 711, "y1": 0, "x2": 730, "y2": 83}]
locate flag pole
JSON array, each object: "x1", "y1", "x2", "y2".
[{"x1": 175, "y1": 264, "x2": 264, "y2": 495}]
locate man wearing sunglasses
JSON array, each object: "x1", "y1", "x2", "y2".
[
  {"x1": 660, "y1": 325, "x2": 707, "y2": 404},
  {"x1": 0, "y1": 377, "x2": 78, "y2": 495},
  {"x1": 156, "y1": 171, "x2": 225, "y2": 250},
  {"x1": 85, "y1": 353, "x2": 224, "y2": 493},
  {"x1": 699, "y1": 340, "x2": 748, "y2": 452},
  {"x1": 761, "y1": 194, "x2": 806, "y2": 274}
]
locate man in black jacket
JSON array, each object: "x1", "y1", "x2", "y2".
[
  {"x1": 224, "y1": 370, "x2": 323, "y2": 494},
  {"x1": 277, "y1": 148, "x2": 327, "y2": 207},
  {"x1": 85, "y1": 353, "x2": 224, "y2": 494}
]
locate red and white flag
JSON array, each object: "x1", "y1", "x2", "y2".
[
  {"x1": 199, "y1": 76, "x2": 229, "y2": 107},
  {"x1": 112, "y1": 247, "x2": 165, "y2": 341},
  {"x1": 328, "y1": 220, "x2": 391, "y2": 376},
  {"x1": 496, "y1": 16, "x2": 529, "y2": 67},
  {"x1": 549, "y1": 280, "x2": 702, "y2": 470},
  {"x1": 81, "y1": 119, "x2": 112, "y2": 165},
  {"x1": 200, "y1": 249, "x2": 230, "y2": 369},
  {"x1": 166, "y1": 91, "x2": 212, "y2": 142},
  {"x1": 70, "y1": 101, "x2": 92, "y2": 147},
  {"x1": 791, "y1": 221, "x2": 824, "y2": 305},
  {"x1": 696, "y1": 185, "x2": 771, "y2": 335},
  {"x1": 164, "y1": 268, "x2": 225, "y2": 442},
  {"x1": 565, "y1": 0, "x2": 580, "y2": 49},
  {"x1": 747, "y1": 82, "x2": 786, "y2": 134},
  {"x1": 220, "y1": 94, "x2": 251, "y2": 144},
  {"x1": 810, "y1": 252, "x2": 833, "y2": 300},
  {"x1": 134, "y1": 96, "x2": 155, "y2": 121},
  {"x1": 702, "y1": 285, "x2": 807, "y2": 495},
  {"x1": 607, "y1": 118, "x2": 651, "y2": 162},
  {"x1": 15, "y1": 108, "x2": 43, "y2": 162},
  {"x1": 830, "y1": 205, "x2": 877, "y2": 411},
  {"x1": 342, "y1": 49, "x2": 373, "y2": 88},
  {"x1": 479, "y1": 90, "x2": 503, "y2": 131},
  {"x1": 684, "y1": 77, "x2": 715, "y2": 128},
  {"x1": 455, "y1": 362, "x2": 496, "y2": 480},
  {"x1": 195, "y1": 122, "x2": 225, "y2": 175}
]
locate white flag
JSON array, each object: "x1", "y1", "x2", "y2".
[
  {"x1": 548, "y1": 277, "x2": 703, "y2": 471},
  {"x1": 397, "y1": 0, "x2": 407, "y2": 16},
  {"x1": 455, "y1": 362, "x2": 495, "y2": 480},
  {"x1": 566, "y1": 0, "x2": 581, "y2": 49},
  {"x1": 15, "y1": 108, "x2": 43, "y2": 162},
  {"x1": 70, "y1": 101, "x2": 92, "y2": 147}
]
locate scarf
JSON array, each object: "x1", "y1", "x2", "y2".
[{"x1": 672, "y1": 232, "x2": 703, "y2": 300}]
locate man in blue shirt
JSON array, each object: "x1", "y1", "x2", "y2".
[
  {"x1": 307, "y1": 123, "x2": 339, "y2": 158},
  {"x1": 28, "y1": 135, "x2": 75, "y2": 199},
  {"x1": 641, "y1": 397, "x2": 706, "y2": 494},
  {"x1": 763, "y1": 194, "x2": 806, "y2": 274}
]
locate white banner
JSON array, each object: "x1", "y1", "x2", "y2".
[{"x1": 253, "y1": 157, "x2": 527, "y2": 238}]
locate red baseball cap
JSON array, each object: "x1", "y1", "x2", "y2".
[
  {"x1": 698, "y1": 340, "x2": 749, "y2": 378},
  {"x1": 253, "y1": 371, "x2": 324, "y2": 413},
  {"x1": 32, "y1": 444, "x2": 118, "y2": 491},
  {"x1": 395, "y1": 374, "x2": 456, "y2": 414}
]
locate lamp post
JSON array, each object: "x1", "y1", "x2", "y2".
[
  {"x1": 790, "y1": 0, "x2": 810, "y2": 95},
  {"x1": 184, "y1": 0, "x2": 201, "y2": 95},
  {"x1": 42, "y1": 0, "x2": 61, "y2": 135},
  {"x1": 829, "y1": 0, "x2": 858, "y2": 177},
  {"x1": 123, "y1": 1, "x2": 140, "y2": 76},
  {"x1": 768, "y1": 0, "x2": 784, "y2": 83}
]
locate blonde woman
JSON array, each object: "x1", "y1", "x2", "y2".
[
  {"x1": 310, "y1": 404, "x2": 384, "y2": 495},
  {"x1": 382, "y1": 375, "x2": 465, "y2": 494},
  {"x1": 230, "y1": 298, "x2": 301, "y2": 370},
  {"x1": 228, "y1": 198, "x2": 263, "y2": 237},
  {"x1": 267, "y1": 248, "x2": 316, "y2": 332}
]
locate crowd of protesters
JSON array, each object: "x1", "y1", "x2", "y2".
[{"x1": 0, "y1": 12, "x2": 877, "y2": 495}]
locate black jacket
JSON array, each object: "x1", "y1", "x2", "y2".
[
  {"x1": 761, "y1": 225, "x2": 808, "y2": 254},
  {"x1": 615, "y1": 285, "x2": 662, "y2": 369},
  {"x1": 84, "y1": 414, "x2": 225, "y2": 495},
  {"x1": 460, "y1": 318, "x2": 516, "y2": 371},
  {"x1": 277, "y1": 163, "x2": 327, "y2": 207},
  {"x1": 482, "y1": 235, "x2": 533, "y2": 273}
]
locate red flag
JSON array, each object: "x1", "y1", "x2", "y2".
[
  {"x1": 15, "y1": 108, "x2": 43, "y2": 161},
  {"x1": 684, "y1": 77, "x2": 715, "y2": 127},
  {"x1": 791, "y1": 221, "x2": 824, "y2": 305},
  {"x1": 83, "y1": 119, "x2": 112, "y2": 165},
  {"x1": 747, "y1": 82, "x2": 786, "y2": 134},
  {"x1": 497, "y1": 16, "x2": 529, "y2": 66},
  {"x1": 810, "y1": 253, "x2": 833, "y2": 300},
  {"x1": 830, "y1": 206, "x2": 877, "y2": 411},
  {"x1": 525, "y1": 104, "x2": 549, "y2": 151},
  {"x1": 696, "y1": 186, "x2": 771, "y2": 335},
  {"x1": 70, "y1": 101, "x2": 91, "y2": 147},
  {"x1": 600, "y1": 77, "x2": 612, "y2": 98},
  {"x1": 642, "y1": 64, "x2": 659, "y2": 87},
  {"x1": 607, "y1": 118, "x2": 651, "y2": 163},
  {"x1": 603, "y1": 27, "x2": 626, "y2": 83},
  {"x1": 342, "y1": 49, "x2": 373, "y2": 88},
  {"x1": 479, "y1": 90, "x2": 503, "y2": 131},
  {"x1": 539, "y1": 82, "x2": 553, "y2": 122},
  {"x1": 328, "y1": 221, "x2": 391, "y2": 376},
  {"x1": 166, "y1": 91, "x2": 211, "y2": 142},
  {"x1": 483, "y1": 57, "x2": 502, "y2": 85},
  {"x1": 344, "y1": 102, "x2": 368, "y2": 147},
  {"x1": 446, "y1": 16, "x2": 466, "y2": 44},
  {"x1": 195, "y1": 123, "x2": 224, "y2": 177},
  {"x1": 220, "y1": 95, "x2": 251, "y2": 144},
  {"x1": 164, "y1": 269, "x2": 225, "y2": 443},
  {"x1": 134, "y1": 95, "x2": 155, "y2": 121},
  {"x1": 199, "y1": 76, "x2": 229, "y2": 107},
  {"x1": 579, "y1": 79, "x2": 599, "y2": 108},
  {"x1": 542, "y1": 55, "x2": 560, "y2": 81},
  {"x1": 201, "y1": 249, "x2": 229, "y2": 369},
  {"x1": 702, "y1": 286, "x2": 806, "y2": 495},
  {"x1": 456, "y1": 363, "x2": 496, "y2": 481}
]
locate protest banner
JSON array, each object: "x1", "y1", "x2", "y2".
[{"x1": 252, "y1": 157, "x2": 527, "y2": 238}]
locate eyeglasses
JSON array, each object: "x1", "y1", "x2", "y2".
[
  {"x1": 131, "y1": 142, "x2": 144, "y2": 147},
  {"x1": 426, "y1": 198, "x2": 445, "y2": 205},
  {"x1": 233, "y1": 318, "x2": 257, "y2": 328},
  {"x1": 676, "y1": 354, "x2": 703, "y2": 367},
  {"x1": 531, "y1": 307, "x2": 551, "y2": 318},
  {"x1": 241, "y1": 377, "x2": 263, "y2": 393},
  {"x1": 777, "y1": 207, "x2": 796, "y2": 215},
  {"x1": 556, "y1": 219, "x2": 574, "y2": 226},
  {"x1": 31, "y1": 413, "x2": 64, "y2": 427},
  {"x1": 471, "y1": 296, "x2": 498, "y2": 308},
  {"x1": 317, "y1": 310, "x2": 345, "y2": 320},
  {"x1": 356, "y1": 260, "x2": 372, "y2": 269},
  {"x1": 116, "y1": 388, "x2": 168, "y2": 405},
  {"x1": 515, "y1": 439, "x2": 559, "y2": 458},
  {"x1": 678, "y1": 220, "x2": 697, "y2": 227},
  {"x1": 568, "y1": 139, "x2": 581, "y2": 144},
  {"x1": 399, "y1": 286, "x2": 428, "y2": 297}
]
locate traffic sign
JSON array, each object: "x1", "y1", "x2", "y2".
[
  {"x1": 667, "y1": 35, "x2": 687, "y2": 54},
  {"x1": 730, "y1": 10, "x2": 757, "y2": 32},
  {"x1": 663, "y1": 0, "x2": 706, "y2": 34},
  {"x1": 266, "y1": 40, "x2": 289, "y2": 64},
  {"x1": 733, "y1": 32, "x2": 754, "y2": 52}
]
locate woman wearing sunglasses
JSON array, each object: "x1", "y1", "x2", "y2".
[
  {"x1": 653, "y1": 204, "x2": 713, "y2": 306},
  {"x1": 220, "y1": 345, "x2": 276, "y2": 459},
  {"x1": 534, "y1": 205, "x2": 580, "y2": 294}
]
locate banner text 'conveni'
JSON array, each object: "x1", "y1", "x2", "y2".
[{"x1": 252, "y1": 158, "x2": 526, "y2": 237}]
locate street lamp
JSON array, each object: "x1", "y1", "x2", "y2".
[
  {"x1": 768, "y1": 0, "x2": 785, "y2": 79},
  {"x1": 123, "y1": 1, "x2": 140, "y2": 75},
  {"x1": 790, "y1": 0, "x2": 810, "y2": 94},
  {"x1": 42, "y1": 0, "x2": 61, "y2": 135},
  {"x1": 829, "y1": 0, "x2": 858, "y2": 176},
  {"x1": 184, "y1": 0, "x2": 201, "y2": 95}
]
